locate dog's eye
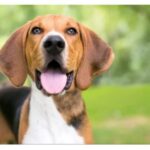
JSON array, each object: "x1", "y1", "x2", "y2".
[
  {"x1": 66, "y1": 28, "x2": 77, "y2": 35},
  {"x1": 31, "y1": 27, "x2": 43, "y2": 35}
]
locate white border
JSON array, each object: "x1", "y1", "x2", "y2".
[
  {"x1": 0, "y1": 1, "x2": 149, "y2": 150},
  {"x1": 0, "y1": 0, "x2": 149, "y2": 4},
  {"x1": 1, "y1": 145, "x2": 150, "y2": 150}
]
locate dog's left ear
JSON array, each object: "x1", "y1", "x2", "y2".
[
  {"x1": 76, "y1": 24, "x2": 114, "y2": 90},
  {"x1": 0, "y1": 22, "x2": 31, "y2": 87}
]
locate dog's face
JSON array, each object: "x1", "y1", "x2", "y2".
[
  {"x1": 0, "y1": 15, "x2": 114, "y2": 95},
  {"x1": 25, "y1": 15, "x2": 84, "y2": 95}
]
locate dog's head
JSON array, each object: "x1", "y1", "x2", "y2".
[{"x1": 0, "y1": 15, "x2": 114, "y2": 95}]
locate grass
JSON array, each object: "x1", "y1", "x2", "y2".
[{"x1": 83, "y1": 84, "x2": 150, "y2": 144}]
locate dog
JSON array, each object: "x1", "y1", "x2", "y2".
[{"x1": 0, "y1": 15, "x2": 114, "y2": 144}]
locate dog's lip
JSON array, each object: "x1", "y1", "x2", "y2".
[{"x1": 35, "y1": 62, "x2": 74, "y2": 95}]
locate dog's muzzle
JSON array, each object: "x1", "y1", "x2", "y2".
[{"x1": 35, "y1": 36, "x2": 74, "y2": 95}]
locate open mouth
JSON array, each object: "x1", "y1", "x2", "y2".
[{"x1": 35, "y1": 60, "x2": 74, "y2": 95}]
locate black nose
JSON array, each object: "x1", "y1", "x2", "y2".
[{"x1": 43, "y1": 36, "x2": 65, "y2": 55}]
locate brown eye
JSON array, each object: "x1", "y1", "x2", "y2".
[
  {"x1": 66, "y1": 28, "x2": 77, "y2": 35},
  {"x1": 31, "y1": 27, "x2": 43, "y2": 35}
]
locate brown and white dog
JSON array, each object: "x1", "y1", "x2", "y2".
[{"x1": 0, "y1": 15, "x2": 114, "y2": 144}]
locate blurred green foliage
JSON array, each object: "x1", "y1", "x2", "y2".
[{"x1": 0, "y1": 5, "x2": 150, "y2": 85}]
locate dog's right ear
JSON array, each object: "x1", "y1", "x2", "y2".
[{"x1": 0, "y1": 22, "x2": 31, "y2": 87}]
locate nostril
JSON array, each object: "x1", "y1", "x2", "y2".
[
  {"x1": 44, "y1": 41, "x2": 53, "y2": 48},
  {"x1": 57, "y1": 41, "x2": 65, "y2": 49}
]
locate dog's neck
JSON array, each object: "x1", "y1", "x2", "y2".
[{"x1": 22, "y1": 82, "x2": 84, "y2": 144}]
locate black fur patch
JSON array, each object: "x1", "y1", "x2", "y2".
[
  {"x1": 0, "y1": 86, "x2": 31, "y2": 140},
  {"x1": 69, "y1": 111, "x2": 85, "y2": 129}
]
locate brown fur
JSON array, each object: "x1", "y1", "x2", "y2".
[
  {"x1": 0, "y1": 15, "x2": 114, "y2": 144},
  {"x1": 18, "y1": 98, "x2": 30, "y2": 144},
  {"x1": 0, "y1": 23, "x2": 31, "y2": 87},
  {"x1": 0, "y1": 112, "x2": 15, "y2": 144},
  {"x1": 76, "y1": 24, "x2": 114, "y2": 90}
]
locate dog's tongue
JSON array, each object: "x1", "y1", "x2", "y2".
[{"x1": 40, "y1": 70, "x2": 67, "y2": 94}]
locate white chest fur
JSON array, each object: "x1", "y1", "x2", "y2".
[{"x1": 22, "y1": 83, "x2": 84, "y2": 144}]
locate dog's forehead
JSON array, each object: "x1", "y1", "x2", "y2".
[{"x1": 30, "y1": 15, "x2": 78, "y2": 30}]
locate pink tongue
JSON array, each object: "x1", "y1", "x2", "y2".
[{"x1": 40, "y1": 70, "x2": 67, "y2": 94}]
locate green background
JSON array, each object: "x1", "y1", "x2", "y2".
[{"x1": 0, "y1": 5, "x2": 150, "y2": 144}]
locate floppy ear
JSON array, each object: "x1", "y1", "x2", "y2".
[
  {"x1": 76, "y1": 24, "x2": 114, "y2": 90},
  {"x1": 0, "y1": 23, "x2": 31, "y2": 87}
]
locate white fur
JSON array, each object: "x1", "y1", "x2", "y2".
[
  {"x1": 22, "y1": 83, "x2": 84, "y2": 144},
  {"x1": 40, "y1": 30, "x2": 68, "y2": 67}
]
